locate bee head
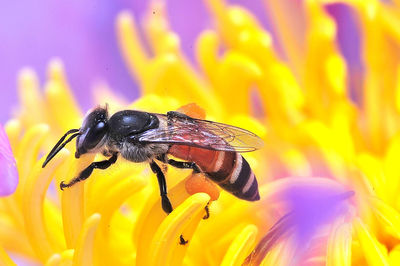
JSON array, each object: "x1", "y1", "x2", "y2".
[{"x1": 75, "y1": 106, "x2": 109, "y2": 158}]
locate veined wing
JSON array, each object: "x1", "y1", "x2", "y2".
[{"x1": 136, "y1": 113, "x2": 263, "y2": 152}]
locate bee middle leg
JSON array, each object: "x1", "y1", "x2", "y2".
[
  {"x1": 150, "y1": 160, "x2": 173, "y2": 215},
  {"x1": 158, "y1": 155, "x2": 211, "y2": 219},
  {"x1": 60, "y1": 153, "x2": 118, "y2": 190}
]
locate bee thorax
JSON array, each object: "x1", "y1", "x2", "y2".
[{"x1": 119, "y1": 141, "x2": 169, "y2": 163}]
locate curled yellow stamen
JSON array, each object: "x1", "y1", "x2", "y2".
[
  {"x1": 135, "y1": 177, "x2": 191, "y2": 265},
  {"x1": 61, "y1": 154, "x2": 95, "y2": 248},
  {"x1": 149, "y1": 193, "x2": 210, "y2": 266},
  {"x1": 22, "y1": 149, "x2": 69, "y2": 262},
  {"x1": 221, "y1": 224, "x2": 258, "y2": 266},
  {"x1": 16, "y1": 124, "x2": 49, "y2": 183}
]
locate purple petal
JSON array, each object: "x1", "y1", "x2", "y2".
[
  {"x1": 0, "y1": 124, "x2": 18, "y2": 196},
  {"x1": 325, "y1": 3, "x2": 364, "y2": 104},
  {"x1": 245, "y1": 179, "x2": 354, "y2": 264}
]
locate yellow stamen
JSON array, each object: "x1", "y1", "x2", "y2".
[
  {"x1": 369, "y1": 196, "x2": 400, "y2": 239},
  {"x1": 356, "y1": 153, "x2": 385, "y2": 200},
  {"x1": 353, "y1": 218, "x2": 389, "y2": 266},
  {"x1": 135, "y1": 177, "x2": 191, "y2": 265},
  {"x1": 15, "y1": 124, "x2": 49, "y2": 183},
  {"x1": 116, "y1": 11, "x2": 149, "y2": 84},
  {"x1": 0, "y1": 245, "x2": 16, "y2": 266},
  {"x1": 263, "y1": 0, "x2": 306, "y2": 76},
  {"x1": 61, "y1": 154, "x2": 95, "y2": 248},
  {"x1": 72, "y1": 213, "x2": 101, "y2": 266},
  {"x1": 0, "y1": 216, "x2": 34, "y2": 257},
  {"x1": 17, "y1": 68, "x2": 46, "y2": 127},
  {"x1": 4, "y1": 119, "x2": 22, "y2": 153},
  {"x1": 44, "y1": 75, "x2": 81, "y2": 132},
  {"x1": 45, "y1": 254, "x2": 61, "y2": 266},
  {"x1": 84, "y1": 162, "x2": 146, "y2": 216},
  {"x1": 149, "y1": 193, "x2": 210, "y2": 266},
  {"x1": 143, "y1": 0, "x2": 180, "y2": 56},
  {"x1": 45, "y1": 249, "x2": 74, "y2": 266},
  {"x1": 43, "y1": 200, "x2": 66, "y2": 252},
  {"x1": 384, "y1": 134, "x2": 400, "y2": 204},
  {"x1": 91, "y1": 175, "x2": 147, "y2": 265},
  {"x1": 389, "y1": 245, "x2": 400, "y2": 265},
  {"x1": 195, "y1": 30, "x2": 220, "y2": 84},
  {"x1": 46, "y1": 59, "x2": 82, "y2": 130},
  {"x1": 221, "y1": 224, "x2": 258, "y2": 266},
  {"x1": 214, "y1": 51, "x2": 262, "y2": 114},
  {"x1": 22, "y1": 149, "x2": 69, "y2": 262}
]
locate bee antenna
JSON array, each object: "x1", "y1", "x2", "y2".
[{"x1": 42, "y1": 129, "x2": 80, "y2": 168}]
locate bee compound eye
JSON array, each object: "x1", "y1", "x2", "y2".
[{"x1": 83, "y1": 121, "x2": 107, "y2": 150}]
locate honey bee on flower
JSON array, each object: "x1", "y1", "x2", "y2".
[
  {"x1": 42, "y1": 104, "x2": 263, "y2": 215},
  {"x1": 2, "y1": 0, "x2": 400, "y2": 265}
]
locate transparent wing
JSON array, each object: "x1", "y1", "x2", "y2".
[{"x1": 136, "y1": 113, "x2": 263, "y2": 152}]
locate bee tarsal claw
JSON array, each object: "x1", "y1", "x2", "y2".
[
  {"x1": 203, "y1": 203, "x2": 210, "y2": 219},
  {"x1": 161, "y1": 195, "x2": 173, "y2": 214},
  {"x1": 179, "y1": 235, "x2": 189, "y2": 245},
  {"x1": 59, "y1": 181, "x2": 67, "y2": 191}
]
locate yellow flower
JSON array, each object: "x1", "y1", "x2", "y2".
[{"x1": 2, "y1": 0, "x2": 400, "y2": 265}]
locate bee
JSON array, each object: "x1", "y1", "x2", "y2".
[{"x1": 42, "y1": 106, "x2": 263, "y2": 214}]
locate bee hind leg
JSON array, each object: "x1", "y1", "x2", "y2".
[
  {"x1": 162, "y1": 157, "x2": 211, "y2": 219},
  {"x1": 150, "y1": 160, "x2": 173, "y2": 214},
  {"x1": 60, "y1": 153, "x2": 118, "y2": 190},
  {"x1": 158, "y1": 155, "x2": 201, "y2": 173},
  {"x1": 167, "y1": 111, "x2": 193, "y2": 120}
]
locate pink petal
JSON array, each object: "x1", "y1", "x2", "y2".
[{"x1": 0, "y1": 124, "x2": 18, "y2": 196}]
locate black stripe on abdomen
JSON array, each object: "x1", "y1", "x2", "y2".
[
  {"x1": 220, "y1": 155, "x2": 250, "y2": 192},
  {"x1": 207, "y1": 153, "x2": 260, "y2": 201}
]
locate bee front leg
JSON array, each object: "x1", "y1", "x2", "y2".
[
  {"x1": 60, "y1": 153, "x2": 118, "y2": 190},
  {"x1": 150, "y1": 160, "x2": 173, "y2": 214}
]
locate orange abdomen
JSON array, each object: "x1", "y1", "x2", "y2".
[{"x1": 168, "y1": 145, "x2": 260, "y2": 201}]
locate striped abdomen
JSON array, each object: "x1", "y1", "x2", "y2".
[{"x1": 168, "y1": 145, "x2": 260, "y2": 201}]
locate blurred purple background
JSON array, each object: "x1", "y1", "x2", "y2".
[
  {"x1": 0, "y1": 1, "x2": 359, "y2": 123},
  {"x1": 0, "y1": 0, "x2": 275, "y2": 123}
]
